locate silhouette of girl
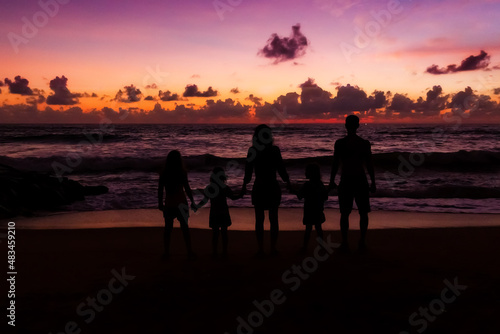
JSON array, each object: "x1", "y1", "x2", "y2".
[
  {"x1": 195, "y1": 167, "x2": 244, "y2": 258},
  {"x1": 243, "y1": 124, "x2": 290, "y2": 256},
  {"x1": 158, "y1": 150, "x2": 196, "y2": 260},
  {"x1": 296, "y1": 163, "x2": 327, "y2": 252}
]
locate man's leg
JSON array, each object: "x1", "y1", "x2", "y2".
[
  {"x1": 338, "y1": 182, "x2": 353, "y2": 252},
  {"x1": 355, "y1": 185, "x2": 371, "y2": 252},
  {"x1": 340, "y1": 212, "x2": 350, "y2": 250},
  {"x1": 359, "y1": 212, "x2": 368, "y2": 251},
  {"x1": 303, "y1": 224, "x2": 313, "y2": 251},
  {"x1": 212, "y1": 227, "x2": 219, "y2": 257},
  {"x1": 315, "y1": 223, "x2": 324, "y2": 242},
  {"x1": 221, "y1": 226, "x2": 228, "y2": 257}
]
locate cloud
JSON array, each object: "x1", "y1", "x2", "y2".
[
  {"x1": 230, "y1": 87, "x2": 240, "y2": 94},
  {"x1": 275, "y1": 92, "x2": 301, "y2": 112},
  {"x1": 0, "y1": 104, "x2": 103, "y2": 123},
  {"x1": 425, "y1": 50, "x2": 491, "y2": 74},
  {"x1": 191, "y1": 74, "x2": 200, "y2": 78},
  {"x1": 159, "y1": 90, "x2": 182, "y2": 101},
  {"x1": 182, "y1": 84, "x2": 218, "y2": 97},
  {"x1": 258, "y1": 24, "x2": 309, "y2": 64},
  {"x1": 200, "y1": 99, "x2": 250, "y2": 120},
  {"x1": 387, "y1": 93, "x2": 414, "y2": 114},
  {"x1": 493, "y1": 88, "x2": 500, "y2": 95},
  {"x1": 245, "y1": 94, "x2": 263, "y2": 106},
  {"x1": 299, "y1": 78, "x2": 332, "y2": 103},
  {"x1": 3, "y1": 82, "x2": 500, "y2": 123},
  {"x1": 469, "y1": 94, "x2": 500, "y2": 118},
  {"x1": 144, "y1": 95, "x2": 155, "y2": 101},
  {"x1": 331, "y1": 84, "x2": 381, "y2": 112},
  {"x1": 114, "y1": 84, "x2": 142, "y2": 103},
  {"x1": 26, "y1": 95, "x2": 46, "y2": 105},
  {"x1": 414, "y1": 85, "x2": 448, "y2": 115},
  {"x1": 145, "y1": 83, "x2": 158, "y2": 89},
  {"x1": 254, "y1": 81, "x2": 388, "y2": 121},
  {"x1": 75, "y1": 92, "x2": 98, "y2": 98},
  {"x1": 4, "y1": 76, "x2": 34, "y2": 95},
  {"x1": 448, "y1": 86, "x2": 475, "y2": 111},
  {"x1": 46, "y1": 76, "x2": 79, "y2": 105}
]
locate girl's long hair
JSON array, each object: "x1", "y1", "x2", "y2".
[
  {"x1": 162, "y1": 150, "x2": 186, "y2": 192},
  {"x1": 210, "y1": 166, "x2": 227, "y2": 185}
]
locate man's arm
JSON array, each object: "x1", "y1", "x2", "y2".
[
  {"x1": 366, "y1": 141, "x2": 376, "y2": 192},
  {"x1": 158, "y1": 174, "x2": 164, "y2": 210},
  {"x1": 329, "y1": 141, "x2": 340, "y2": 189}
]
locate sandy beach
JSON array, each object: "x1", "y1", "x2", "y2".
[
  {"x1": 5, "y1": 209, "x2": 500, "y2": 333},
  {"x1": 9, "y1": 207, "x2": 500, "y2": 230}
]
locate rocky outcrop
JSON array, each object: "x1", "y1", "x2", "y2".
[{"x1": 0, "y1": 164, "x2": 108, "y2": 218}]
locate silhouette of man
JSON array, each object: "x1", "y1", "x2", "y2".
[{"x1": 329, "y1": 115, "x2": 375, "y2": 252}]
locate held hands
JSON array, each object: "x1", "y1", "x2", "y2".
[
  {"x1": 327, "y1": 182, "x2": 337, "y2": 196},
  {"x1": 237, "y1": 183, "x2": 247, "y2": 199},
  {"x1": 190, "y1": 202, "x2": 199, "y2": 212},
  {"x1": 158, "y1": 204, "x2": 164, "y2": 211}
]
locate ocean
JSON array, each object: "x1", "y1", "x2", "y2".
[{"x1": 1, "y1": 123, "x2": 499, "y2": 214}]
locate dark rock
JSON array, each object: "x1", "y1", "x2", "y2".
[
  {"x1": 0, "y1": 163, "x2": 108, "y2": 218},
  {"x1": 83, "y1": 185, "x2": 109, "y2": 196}
]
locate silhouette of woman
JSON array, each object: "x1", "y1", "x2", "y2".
[
  {"x1": 243, "y1": 124, "x2": 291, "y2": 256},
  {"x1": 158, "y1": 150, "x2": 196, "y2": 260}
]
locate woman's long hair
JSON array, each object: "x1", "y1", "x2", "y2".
[
  {"x1": 162, "y1": 150, "x2": 186, "y2": 193},
  {"x1": 252, "y1": 124, "x2": 273, "y2": 149}
]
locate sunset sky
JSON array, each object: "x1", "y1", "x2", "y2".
[{"x1": 1, "y1": 0, "x2": 500, "y2": 123}]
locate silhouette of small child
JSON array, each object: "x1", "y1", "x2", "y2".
[
  {"x1": 295, "y1": 163, "x2": 328, "y2": 253},
  {"x1": 195, "y1": 167, "x2": 244, "y2": 258}
]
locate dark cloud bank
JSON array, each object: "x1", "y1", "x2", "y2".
[{"x1": 2, "y1": 76, "x2": 499, "y2": 123}]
